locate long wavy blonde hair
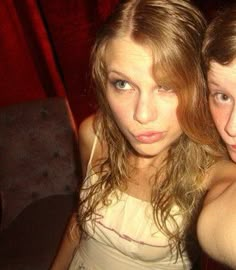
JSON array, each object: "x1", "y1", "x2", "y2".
[{"x1": 77, "y1": 0, "x2": 227, "y2": 258}]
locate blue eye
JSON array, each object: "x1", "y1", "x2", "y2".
[{"x1": 113, "y1": 80, "x2": 132, "y2": 91}]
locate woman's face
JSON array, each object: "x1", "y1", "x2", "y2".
[
  {"x1": 208, "y1": 60, "x2": 236, "y2": 162},
  {"x1": 104, "y1": 36, "x2": 182, "y2": 159}
]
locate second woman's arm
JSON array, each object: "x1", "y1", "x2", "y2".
[{"x1": 197, "y1": 161, "x2": 236, "y2": 269}]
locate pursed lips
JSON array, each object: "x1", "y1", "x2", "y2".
[
  {"x1": 229, "y1": 144, "x2": 236, "y2": 150},
  {"x1": 134, "y1": 131, "x2": 165, "y2": 144}
]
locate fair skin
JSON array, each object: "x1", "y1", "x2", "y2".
[
  {"x1": 201, "y1": 60, "x2": 236, "y2": 268},
  {"x1": 51, "y1": 37, "x2": 236, "y2": 269},
  {"x1": 105, "y1": 37, "x2": 182, "y2": 165},
  {"x1": 208, "y1": 60, "x2": 236, "y2": 162},
  {"x1": 197, "y1": 167, "x2": 236, "y2": 269}
]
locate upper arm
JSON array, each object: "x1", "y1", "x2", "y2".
[
  {"x1": 78, "y1": 114, "x2": 96, "y2": 177},
  {"x1": 197, "y1": 160, "x2": 236, "y2": 267}
]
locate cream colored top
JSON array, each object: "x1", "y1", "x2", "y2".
[{"x1": 69, "y1": 135, "x2": 194, "y2": 270}]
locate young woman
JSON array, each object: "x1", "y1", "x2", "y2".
[
  {"x1": 51, "y1": 1, "x2": 236, "y2": 269},
  {"x1": 200, "y1": 4, "x2": 236, "y2": 268},
  {"x1": 203, "y1": 3, "x2": 236, "y2": 163}
]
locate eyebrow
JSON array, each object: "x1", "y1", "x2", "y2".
[
  {"x1": 107, "y1": 70, "x2": 159, "y2": 91},
  {"x1": 107, "y1": 70, "x2": 125, "y2": 76},
  {"x1": 107, "y1": 70, "x2": 134, "y2": 83}
]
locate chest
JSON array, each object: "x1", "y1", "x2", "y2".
[{"x1": 84, "y1": 190, "x2": 183, "y2": 262}]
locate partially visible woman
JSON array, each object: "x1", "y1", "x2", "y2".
[
  {"x1": 51, "y1": 1, "x2": 236, "y2": 269},
  {"x1": 203, "y1": 3, "x2": 236, "y2": 163},
  {"x1": 199, "y1": 4, "x2": 236, "y2": 268}
]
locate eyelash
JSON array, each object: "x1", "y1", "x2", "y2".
[
  {"x1": 109, "y1": 79, "x2": 173, "y2": 94},
  {"x1": 111, "y1": 79, "x2": 132, "y2": 91},
  {"x1": 211, "y1": 92, "x2": 231, "y2": 104},
  {"x1": 157, "y1": 85, "x2": 173, "y2": 93}
]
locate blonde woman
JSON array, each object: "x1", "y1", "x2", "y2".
[{"x1": 51, "y1": 1, "x2": 236, "y2": 269}]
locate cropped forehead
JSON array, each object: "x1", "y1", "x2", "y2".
[
  {"x1": 208, "y1": 60, "x2": 236, "y2": 91},
  {"x1": 208, "y1": 60, "x2": 236, "y2": 79}
]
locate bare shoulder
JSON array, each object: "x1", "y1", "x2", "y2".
[
  {"x1": 208, "y1": 159, "x2": 236, "y2": 185},
  {"x1": 78, "y1": 114, "x2": 96, "y2": 146},
  {"x1": 197, "y1": 160, "x2": 236, "y2": 268},
  {"x1": 204, "y1": 159, "x2": 236, "y2": 204},
  {"x1": 78, "y1": 114, "x2": 97, "y2": 175}
]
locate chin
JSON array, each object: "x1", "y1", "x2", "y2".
[
  {"x1": 230, "y1": 153, "x2": 236, "y2": 163},
  {"x1": 227, "y1": 148, "x2": 236, "y2": 163},
  {"x1": 132, "y1": 144, "x2": 168, "y2": 158}
]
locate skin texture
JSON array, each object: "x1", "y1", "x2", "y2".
[
  {"x1": 208, "y1": 60, "x2": 236, "y2": 162},
  {"x1": 105, "y1": 37, "x2": 182, "y2": 166}
]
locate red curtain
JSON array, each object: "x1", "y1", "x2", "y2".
[
  {"x1": 0, "y1": 0, "x2": 66, "y2": 107},
  {"x1": 0, "y1": 0, "x2": 119, "y2": 125},
  {"x1": 38, "y1": 0, "x2": 119, "y2": 124}
]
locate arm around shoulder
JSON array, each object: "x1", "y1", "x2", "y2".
[{"x1": 197, "y1": 161, "x2": 236, "y2": 269}]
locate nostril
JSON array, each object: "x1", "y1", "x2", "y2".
[
  {"x1": 225, "y1": 121, "x2": 236, "y2": 136},
  {"x1": 134, "y1": 102, "x2": 157, "y2": 124}
]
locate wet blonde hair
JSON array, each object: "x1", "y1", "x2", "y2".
[{"x1": 78, "y1": 0, "x2": 226, "y2": 259}]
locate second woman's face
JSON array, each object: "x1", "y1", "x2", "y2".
[
  {"x1": 208, "y1": 60, "x2": 236, "y2": 162},
  {"x1": 104, "y1": 36, "x2": 182, "y2": 159}
]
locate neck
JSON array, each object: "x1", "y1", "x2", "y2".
[{"x1": 128, "y1": 150, "x2": 168, "y2": 170}]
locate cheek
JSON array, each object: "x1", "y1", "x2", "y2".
[
  {"x1": 209, "y1": 104, "x2": 218, "y2": 121},
  {"x1": 106, "y1": 95, "x2": 131, "y2": 125},
  {"x1": 108, "y1": 97, "x2": 124, "y2": 113},
  {"x1": 167, "y1": 101, "x2": 179, "y2": 122},
  {"x1": 209, "y1": 103, "x2": 227, "y2": 130}
]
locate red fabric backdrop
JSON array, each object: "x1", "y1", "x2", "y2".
[
  {"x1": 0, "y1": 0, "x2": 66, "y2": 106},
  {"x1": 0, "y1": 0, "x2": 119, "y2": 125}
]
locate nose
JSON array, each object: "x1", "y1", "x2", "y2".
[
  {"x1": 225, "y1": 106, "x2": 236, "y2": 137},
  {"x1": 134, "y1": 92, "x2": 157, "y2": 124}
]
